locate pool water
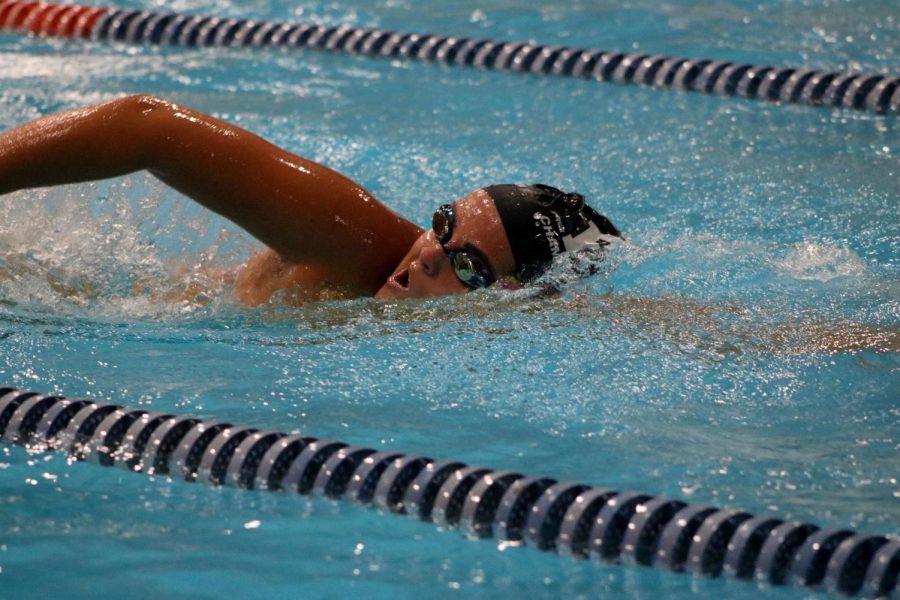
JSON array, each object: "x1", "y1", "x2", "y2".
[{"x1": 1, "y1": 1, "x2": 898, "y2": 598}]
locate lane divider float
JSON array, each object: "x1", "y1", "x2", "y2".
[
  {"x1": 1, "y1": 0, "x2": 898, "y2": 114},
  {"x1": 1, "y1": 387, "x2": 898, "y2": 598}
]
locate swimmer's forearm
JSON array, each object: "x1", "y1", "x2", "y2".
[{"x1": 0, "y1": 96, "x2": 151, "y2": 194}]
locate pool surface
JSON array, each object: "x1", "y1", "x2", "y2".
[{"x1": 1, "y1": 1, "x2": 898, "y2": 598}]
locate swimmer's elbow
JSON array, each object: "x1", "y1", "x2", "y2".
[
  {"x1": 107, "y1": 95, "x2": 181, "y2": 168},
  {"x1": 111, "y1": 94, "x2": 177, "y2": 126}
]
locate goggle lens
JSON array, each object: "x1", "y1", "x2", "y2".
[
  {"x1": 431, "y1": 203, "x2": 494, "y2": 289},
  {"x1": 432, "y1": 204, "x2": 453, "y2": 244},
  {"x1": 450, "y1": 252, "x2": 491, "y2": 289}
]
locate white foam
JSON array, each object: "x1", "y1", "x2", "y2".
[
  {"x1": 0, "y1": 182, "x2": 245, "y2": 318},
  {"x1": 772, "y1": 242, "x2": 868, "y2": 282}
]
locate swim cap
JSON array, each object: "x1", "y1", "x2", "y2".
[{"x1": 484, "y1": 183, "x2": 621, "y2": 282}]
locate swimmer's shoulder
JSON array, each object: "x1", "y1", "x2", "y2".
[{"x1": 234, "y1": 248, "x2": 366, "y2": 306}]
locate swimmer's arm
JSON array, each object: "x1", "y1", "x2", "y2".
[
  {"x1": 574, "y1": 294, "x2": 899, "y2": 354},
  {"x1": 0, "y1": 95, "x2": 422, "y2": 292}
]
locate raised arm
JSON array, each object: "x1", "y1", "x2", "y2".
[{"x1": 0, "y1": 95, "x2": 422, "y2": 292}]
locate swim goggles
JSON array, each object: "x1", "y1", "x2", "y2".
[{"x1": 432, "y1": 204, "x2": 496, "y2": 289}]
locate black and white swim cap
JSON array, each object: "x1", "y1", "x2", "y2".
[{"x1": 484, "y1": 183, "x2": 621, "y2": 282}]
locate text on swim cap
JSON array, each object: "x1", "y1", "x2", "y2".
[{"x1": 533, "y1": 212, "x2": 562, "y2": 255}]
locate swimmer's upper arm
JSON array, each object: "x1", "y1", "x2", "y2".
[{"x1": 134, "y1": 96, "x2": 419, "y2": 290}]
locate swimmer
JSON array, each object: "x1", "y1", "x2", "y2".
[
  {"x1": 2, "y1": 96, "x2": 896, "y2": 355},
  {"x1": 0, "y1": 95, "x2": 620, "y2": 306}
]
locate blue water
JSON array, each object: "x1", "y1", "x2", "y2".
[{"x1": 1, "y1": 1, "x2": 898, "y2": 598}]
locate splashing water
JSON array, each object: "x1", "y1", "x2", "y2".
[
  {"x1": 0, "y1": 178, "x2": 251, "y2": 318},
  {"x1": 772, "y1": 242, "x2": 868, "y2": 282}
]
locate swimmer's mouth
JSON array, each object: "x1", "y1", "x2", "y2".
[{"x1": 395, "y1": 268, "x2": 409, "y2": 289}]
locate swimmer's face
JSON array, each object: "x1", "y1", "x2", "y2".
[{"x1": 375, "y1": 189, "x2": 518, "y2": 300}]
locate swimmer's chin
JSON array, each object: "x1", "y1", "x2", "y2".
[{"x1": 374, "y1": 272, "x2": 522, "y2": 301}]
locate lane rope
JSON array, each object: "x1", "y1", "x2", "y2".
[
  {"x1": 1, "y1": 0, "x2": 898, "y2": 114},
  {"x1": 1, "y1": 387, "x2": 897, "y2": 598}
]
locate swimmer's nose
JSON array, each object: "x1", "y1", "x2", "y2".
[{"x1": 419, "y1": 238, "x2": 448, "y2": 276}]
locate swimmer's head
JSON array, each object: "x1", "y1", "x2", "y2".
[
  {"x1": 375, "y1": 184, "x2": 620, "y2": 300},
  {"x1": 485, "y1": 183, "x2": 621, "y2": 282}
]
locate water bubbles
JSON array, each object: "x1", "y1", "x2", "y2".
[
  {"x1": 772, "y1": 242, "x2": 868, "y2": 282},
  {"x1": 0, "y1": 177, "x2": 249, "y2": 319}
]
